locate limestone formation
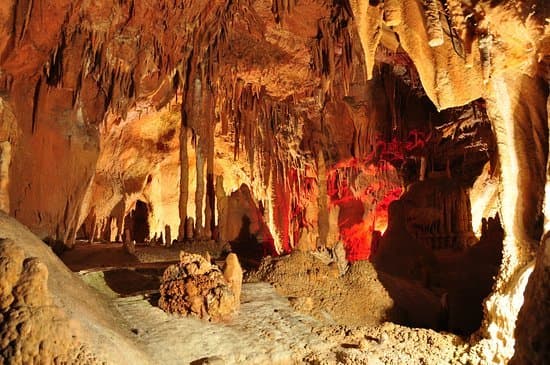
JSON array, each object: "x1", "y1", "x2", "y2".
[
  {"x1": 0, "y1": 238, "x2": 96, "y2": 364},
  {"x1": 0, "y1": 141, "x2": 11, "y2": 212},
  {"x1": 123, "y1": 239, "x2": 136, "y2": 255},
  {"x1": 159, "y1": 252, "x2": 238, "y2": 321},
  {"x1": 223, "y1": 253, "x2": 243, "y2": 306}
]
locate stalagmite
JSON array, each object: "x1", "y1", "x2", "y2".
[
  {"x1": 0, "y1": 141, "x2": 11, "y2": 212},
  {"x1": 419, "y1": 156, "x2": 427, "y2": 181},
  {"x1": 317, "y1": 151, "x2": 329, "y2": 247},
  {"x1": 185, "y1": 217, "x2": 194, "y2": 240},
  {"x1": 223, "y1": 253, "x2": 243, "y2": 306},
  {"x1": 109, "y1": 217, "x2": 117, "y2": 242},
  {"x1": 165, "y1": 225, "x2": 171, "y2": 247},
  {"x1": 178, "y1": 125, "x2": 189, "y2": 241}
]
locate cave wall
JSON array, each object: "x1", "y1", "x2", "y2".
[{"x1": 510, "y1": 55, "x2": 550, "y2": 365}]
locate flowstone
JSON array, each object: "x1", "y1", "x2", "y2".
[{"x1": 0, "y1": 238, "x2": 96, "y2": 364}]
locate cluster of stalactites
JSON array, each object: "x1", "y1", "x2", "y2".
[
  {"x1": 217, "y1": 78, "x2": 320, "y2": 251},
  {"x1": 311, "y1": 1, "x2": 355, "y2": 99}
]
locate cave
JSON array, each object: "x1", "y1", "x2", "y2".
[
  {"x1": 0, "y1": 0, "x2": 549, "y2": 364},
  {"x1": 127, "y1": 200, "x2": 151, "y2": 243}
]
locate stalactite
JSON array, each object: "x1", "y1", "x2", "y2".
[
  {"x1": 424, "y1": 0, "x2": 445, "y2": 48},
  {"x1": 479, "y1": 33, "x2": 493, "y2": 84},
  {"x1": 178, "y1": 123, "x2": 190, "y2": 239},
  {"x1": 0, "y1": 141, "x2": 11, "y2": 213},
  {"x1": 384, "y1": 0, "x2": 402, "y2": 27},
  {"x1": 312, "y1": 3, "x2": 354, "y2": 99},
  {"x1": 15, "y1": 0, "x2": 34, "y2": 44},
  {"x1": 441, "y1": 0, "x2": 466, "y2": 59},
  {"x1": 204, "y1": 88, "x2": 216, "y2": 239},
  {"x1": 271, "y1": 0, "x2": 297, "y2": 23},
  {"x1": 443, "y1": 0, "x2": 467, "y2": 40},
  {"x1": 195, "y1": 131, "x2": 206, "y2": 239},
  {"x1": 31, "y1": 77, "x2": 42, "y2": 134}
]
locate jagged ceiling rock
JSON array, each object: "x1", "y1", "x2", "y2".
[{"x1": 350, "y1": 0, "x2": 547, "y2": 110}]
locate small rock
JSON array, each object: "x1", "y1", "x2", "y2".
[{"x1": 379, "y1": 332, "x2": 389, "y2": 345}]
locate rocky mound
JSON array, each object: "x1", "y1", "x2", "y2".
[
  {"x1": 0, "y1": 212, "x2": 150, "y2": 364},
  {"x1": 0, "y1": 239, "x2": 97, "y2": 364},
  {"x1": 159, "y1": 252, "x2": 239, "y2": 321},
  {"x1": 248, "y1": 251, "x2": 394, "y2": 326}
]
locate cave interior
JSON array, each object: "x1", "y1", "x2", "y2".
[{"x1": 0, "y1": 0, "x2": 549, "y2": 364}]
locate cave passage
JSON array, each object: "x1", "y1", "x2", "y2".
[
  {"x1": 1, "y1": 0, "x2": 548, "y2": 363},
  {"x1": 127, "y1": 200, "x2": 150, "y2": 244}
]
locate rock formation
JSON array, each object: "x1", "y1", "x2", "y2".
[
  {"x1": 0, "y1": 0, "x2": 548, "y2": 363},
  {"x1": 250, "y1": 252, "x2": 394, "y2": 327},
  {"x1": 0, "y1": 238, "x2": 96, "y2": 364},
  {"x1": 223, "y1": 253, "x2": 243, "y2": 306},
  {"x1": 159, "y1": 252, "x2": 238, "y2": 321},
  {"x1": 0, "y1": 208, "x2": 176, "y2": 364}
]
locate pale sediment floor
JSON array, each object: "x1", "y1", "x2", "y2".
[
  {"x1": 83, "y1": 271, "x2": 464, "y2": 365},
  {"x1": 111, "y1": 282, "x2": 326, "y2": 364},
  {"x1": 73, "y1": 244, "x2": 468, "y2": 365}
]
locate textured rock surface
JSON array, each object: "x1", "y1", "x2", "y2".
[
  {"x1": 0, "y1": 0, "x2": 549, "y2": 363},
  {"x1": 0, "y1": 212, "x2": 151, "y2": 364},
  {"x1": 159, "y1": 252, "x2": 238, "y2": 321},
  {"x1": 223, "y1": 253, "x2": 243, "y2": 306},
  {"x1": 510, "y1": 233, "x2": 550, "y2": 364},
  {"x1": 0, "y1": 238, "x2": 96, "y2": 364},
  {"x1": 113, "y1": 280, "x2": 471, "y2": 365},
  {"x1": 248, "y1": 251, "x2": 394, "y2": 326}
]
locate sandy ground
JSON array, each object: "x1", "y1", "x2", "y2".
[
  {"x1": 81, "y1": 270, "x2": 465, "y2": 365},
  {"x1": 67, "y1": 243, "x2": 470, "y2": 364},
  {"x1": 1, "y1": 215, "x2": 480, "y2": 364}
]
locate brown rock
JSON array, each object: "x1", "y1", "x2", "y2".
[
  {"x1": 0, "y1": 239, "x2": 96, "y2": 364},
  {"x1": 159, "y1": 252, "x2": 238, "y2": 321}
]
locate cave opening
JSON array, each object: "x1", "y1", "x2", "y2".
[{"x1": 126, "y1": 200, "x2": 151, "y2": 244}]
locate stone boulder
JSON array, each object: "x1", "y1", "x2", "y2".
[{"x1": 159, "y1": 252, "x2": 238, "y2": 321}]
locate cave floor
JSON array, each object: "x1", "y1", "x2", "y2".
[{"x1": 60, "y1": 243, "x2": 473, "y2": 364}]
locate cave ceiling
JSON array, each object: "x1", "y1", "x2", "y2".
[{"x1": 0, "y1": 0, "x2": 548, "y2": 247}]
